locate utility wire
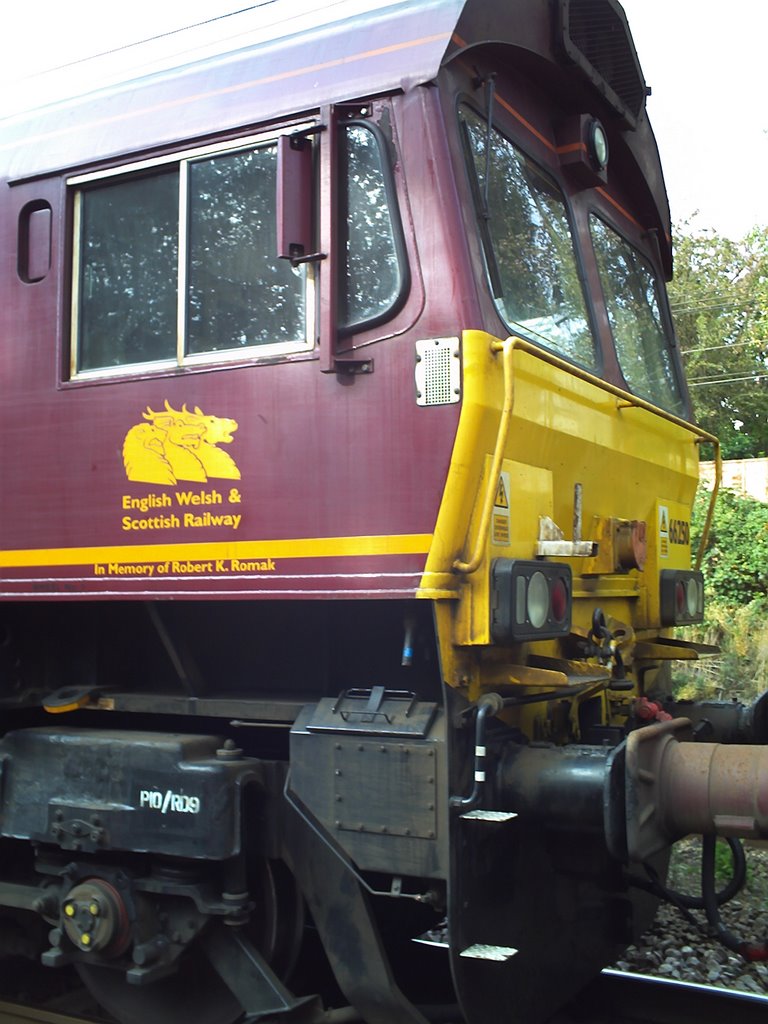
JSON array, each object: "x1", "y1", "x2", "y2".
[
  {"x1": 19, "y1": 1, "x2": 281, "y2": 78},
  {"x1": 671, "y1": 299, "x2": 761, "y2": 316},
  {"x1": 681, "y1": 339, "x2": 767, "y2": 356},
  {"x1": 687, "y1": 368, "x2": 767, "y2": 381},
  {"x1": 688, "y1": 374, "x2": 768, "y2": 388}
]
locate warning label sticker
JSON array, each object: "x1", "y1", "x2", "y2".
[
  {"x1": 492, "y1": 472, "x2": 511, "y2": 546},
  {"x1": 658, "y1": 505, "x2": 669, "y2": 559},
  {"x1": 494, "y1": 476, "x2": 509, "y2": 509}
]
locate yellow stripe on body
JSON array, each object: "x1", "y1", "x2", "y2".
[{"x1": 0, "y1": 534, "x2": 433, "y2": 570}]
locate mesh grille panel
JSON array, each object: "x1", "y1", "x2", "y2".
[
  {"x1": 563, "y1": 0, "x2": 646, "y2": 126},
  {"x1": 415, "y1": 338, "x2": 460, "y2": 407}
]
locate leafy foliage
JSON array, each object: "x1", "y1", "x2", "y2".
[
  {"x1": 693, "y1": 486, "x2": 768, "y2": 605},
  {"x1": 670, "y1": 225, "x2": 768, "y2": 698},
  {"x1": 675, "y1": 487, "x2": 768, "y2": 701},
  {"x1": 670, "y1": 225, "x2": 768, "y2": 458}
]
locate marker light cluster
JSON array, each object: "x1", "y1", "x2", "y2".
[
  {"x1": 490, "y1": 559, "x2": 572, "y2": 643},
  {"x1": 659, "y1": 569, "x2": 704, "y2": 626}
]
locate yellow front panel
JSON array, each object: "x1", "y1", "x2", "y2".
[{"x1": 422, "y1": 330, "x2": 705, "y2": 665}]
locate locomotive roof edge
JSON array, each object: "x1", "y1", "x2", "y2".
[
  {"x1": 1, "y1": 0, "x2": 460, "y2": 181},
  {"x1": 0, "y1": 0, "x2": 669, "y2": 251}
]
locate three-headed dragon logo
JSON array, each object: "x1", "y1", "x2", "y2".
[{"x1": 123, "y1": 401, "x2": 241, "y2": 486}]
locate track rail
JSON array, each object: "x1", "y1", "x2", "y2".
[
  {"x1": 2, "y1": 971, "x2": 768, "y2": 1024},
  {"x1": 563, "y1": 969, "x2": 768, "y2": 1024},
  {"x1": 0, "y1": 1001, "x2": 106, "y2": 1024}
]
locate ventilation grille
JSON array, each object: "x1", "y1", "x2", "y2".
[
  {"x1": 415, "y1": 338, "x2": 461, "y2": 407},
  {"x1": 560, "y1": 0, "x2": 647, "y2": 128}
]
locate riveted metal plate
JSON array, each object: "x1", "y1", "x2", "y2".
[{"x1": 333, "y1": 741, "x2": 437, "y2": 839}]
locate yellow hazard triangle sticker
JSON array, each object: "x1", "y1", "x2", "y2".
[{"x1": 494, "y1": 477, "x2": 509, "y2": 509}]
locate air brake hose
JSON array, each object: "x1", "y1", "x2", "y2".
[
  {"x1": 702, "y1": 834, "x2": 768, "y2": 962},
  {"x1": 634, "y1": 836, "x2": 760, "y2": 959},
  {"x1": 660, "y1": 836, "x2": 747, "y2": 910},
  {"x1": 635, "y1": 838, "x2": 745, "y2": 911}
]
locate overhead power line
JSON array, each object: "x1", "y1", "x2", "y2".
[
  {"x1": 688, "y1": 373, "x2": 768, "y2": 388},
  {"x1": 681, "y1": 339, "x2": 764, "y2": 356},
  {"x1": 25, "y1": 2, "x2": 281, "y2": 78},
  {"x1": 670, "y1": 298, "x2": 761, "y2": 316}
]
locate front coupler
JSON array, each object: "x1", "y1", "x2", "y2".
[{"x1": 496, "y1": 715, "x2": 768, "y2": 862}]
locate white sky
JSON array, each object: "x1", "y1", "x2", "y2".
[
  {"x1": 622, "y1": 1, "x2": 768, "y2": 240},
  {"x1": 0, "y1": 0, "x2": 766, "y2": 240}
]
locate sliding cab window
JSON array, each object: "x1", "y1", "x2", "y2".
[
  {"x1": 589, "y1": 215, "x2": 684, "y2": 415},
  {"x1": 340, "y1": 122, "x2": 408, "y2": 331},
  {"x1": 459, "y1": 106, "x2": 597, "y2": 369},
  {"x1": 70, "y1": 135, "x2": 312, "y2": 377}
]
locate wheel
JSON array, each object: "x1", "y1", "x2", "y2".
[
  {"x1": 75, "y1": 858, "x2": 305, "y2": 1024},
  {"x1": 77, "y1": 944, "x2": 243, "y2": 1024}
]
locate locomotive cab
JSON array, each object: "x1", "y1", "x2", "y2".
[{"x1": 0, "y1": 2, "x2": 763, "y2": 1023}]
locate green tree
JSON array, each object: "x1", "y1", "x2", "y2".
[
  {"x1": 670, "y1": 224, "x2": 768, "y2": 457},
  {"x1": 693, "y1": 486, "x2": 768, "y2": 605},
  {"x1": 679, "y1": 486, "x2": 768, "y2": 702}
]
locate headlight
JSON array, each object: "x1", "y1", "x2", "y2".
[
  {"x1": 491, "y1": 559, "x2": 572, "y2": 643},
  {"x1": 660, "y1": 569, "x2": 704, "y2": 625}
]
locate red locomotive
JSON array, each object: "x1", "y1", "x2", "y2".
[{"x1": 0, "y1": 2, "x2": 765, "y2": 1022}]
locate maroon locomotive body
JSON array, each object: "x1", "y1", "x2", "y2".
[
  {"x1": 0, "y1": 3, "x2": 764, "y2": 1023},
  {"x1": 1, "y1": 2, "x2": 474, "y2": 601}
]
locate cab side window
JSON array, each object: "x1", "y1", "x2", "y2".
[
  {"x1": 72, "y1": 137, "x2": 310, "y2": 377},
  {"x1": 340, "y1": 122, "x2": 408, "y2": 330}
]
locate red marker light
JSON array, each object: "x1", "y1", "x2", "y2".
[
  {"x1": 551, "y1": 577, "x2": 568, "y2": 623},
  {"x1": 660, "y1": 570, "x2": 705, "y2": 626},
  {"x1": 490, "y1": 560, "x2": 572, "y2": 643}
]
